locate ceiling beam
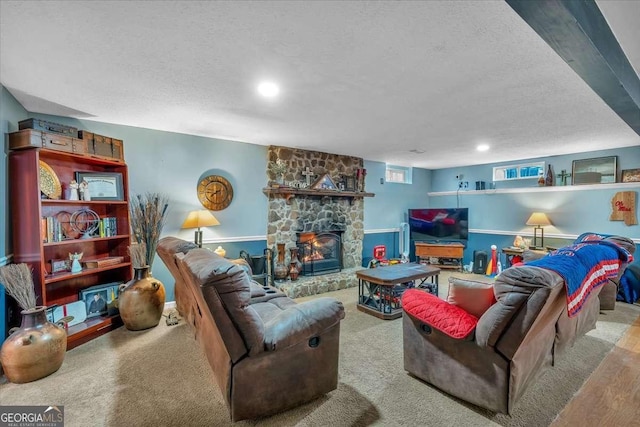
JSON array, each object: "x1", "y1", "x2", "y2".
[{"x1": 506, "y1": 0, "x2": 640, "y2": 137}]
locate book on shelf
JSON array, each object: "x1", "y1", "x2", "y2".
[
  {"x1": 82, "y1": 256, "x2": 125, "y2": 268},
  {"x1": 42, "y1": 216, "x2": 63, "y2": 243},
  {"x1": 41, "y1": 215, "x2": 118, "y2": 242},
  {"x1": 99, "y1": 217, "x2": 117, "y2": 237}
]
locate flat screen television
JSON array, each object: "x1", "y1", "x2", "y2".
[{"x1": 408, "y1": 208, "x2": 469, "y2": 243}]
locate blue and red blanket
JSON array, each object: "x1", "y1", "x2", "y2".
[{"x1": 526, "y1": 241, "x2": 631, "y2": 317}]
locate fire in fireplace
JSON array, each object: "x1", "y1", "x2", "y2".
[{"x1": 296, "y1": 231, "x2": 343, "y2": 276}]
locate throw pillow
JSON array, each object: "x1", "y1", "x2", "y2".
[
  {"x1": 446, "y1": 277, "x2": 496, "y2": 318},
  {"x1": 402, "y1": 289, "x2": 478, "y2": 339}
]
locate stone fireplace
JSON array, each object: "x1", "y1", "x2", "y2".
[{"x1": 265, "y1": 146, "x2": 368, "y2": 296}]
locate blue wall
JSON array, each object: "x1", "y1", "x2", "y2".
[
  {"x1": 363, "y1": 160, "x2": 430, "y2": 229},
  {"x1": 1, "y1": 87, "x2": 29, "y2": 262},
  {"x1": 431, "y1": 148, "x2": 640, "y2": 193}
]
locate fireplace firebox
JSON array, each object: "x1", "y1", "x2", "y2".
[{"x1": 296, "y1": 231, "x2": 343, "y2": 276}]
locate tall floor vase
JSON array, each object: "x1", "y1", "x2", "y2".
[
  {"x1": 119, "y1": 266, "x2": 165, "y2": 330},
  {"x1": 0, "y1": 306, "x2": 67, "y2": 383}
]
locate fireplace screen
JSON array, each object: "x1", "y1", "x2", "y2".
[{"x1": 296, "y1": 231, "x2": 343, "y2": 276}]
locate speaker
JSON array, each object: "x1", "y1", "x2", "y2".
[{"x1": 473, "y1": 250, "x2": 488, "y2": 274}]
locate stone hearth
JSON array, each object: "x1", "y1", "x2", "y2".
[{"x1": 275, "y1": 268, "x2": 360, "y2": 298}]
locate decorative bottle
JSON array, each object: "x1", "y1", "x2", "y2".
[{"x1": 545, "y1": 164, "x2": 555, "y2": 186}]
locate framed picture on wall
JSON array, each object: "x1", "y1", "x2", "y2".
[
  {"x1": 621, "y1": 169, "x2": 640, "y2": 183},
  {"x1": 571, "y1": 156, "x2": 617, "y2": 185}
]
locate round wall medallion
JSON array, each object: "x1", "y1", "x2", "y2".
[{"x1": 197, "y1": 175, "x2": 234, "y2": 210}]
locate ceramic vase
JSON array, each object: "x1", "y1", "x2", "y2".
[
  {"x1": 289, "y1": 247, "x2": 303, "y2": 275},
  {"x1": 289, "y1": 261, "x2": 300, "y2": 281},
  {"x1": 0, "y1": 306, "x2": 67, "y2": 383},
  {"x1": 118, "y1": 266, "x2": 165, "y2": 330},
  {"x1": 273, "y1": 243, "x2": 288, "y2": 281}
]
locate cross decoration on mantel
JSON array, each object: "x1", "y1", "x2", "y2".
[
  {"x1": 302, "y1": 167, "x2": 315, "y2": 186},
  {"x1": 557, "y1": 169, "x2": 572, "y2": 186}
]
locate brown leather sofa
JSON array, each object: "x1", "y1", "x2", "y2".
[
  {"x1": 402, "y1": 236, "x2": 633, "y2": 414},
  {"x1": 157, "y1": 237, "x2": 288, "y2": 321},
  {"x1": 157, "y1": 237, "x2": 345, "y2": 421}
]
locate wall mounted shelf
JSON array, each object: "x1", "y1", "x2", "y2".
[
  {"x1": 263, "y1": 187, "x2": 374, "y2": 204},
  {"x1": 428, "y1": 181, "x2": 640, "y2": 196}
]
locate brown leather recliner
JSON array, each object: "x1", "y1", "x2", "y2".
[
  {"x1": 402, "y1": 261, "x2": 611, "y2": 414},
  {"x1": 160, "y1": 241, "x2": 345, "y2": 421}
]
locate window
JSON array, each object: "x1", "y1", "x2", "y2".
[
  {"x1": 385, "y1": 164, "x2": 412, "y2": 184},
  {"x1": 493, "y1": 162, "x2": 544, "y2": 181}
]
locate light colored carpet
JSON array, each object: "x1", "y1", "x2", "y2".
[{"x1": 1, "y1": 271, "x2": 639, "y2": 427}]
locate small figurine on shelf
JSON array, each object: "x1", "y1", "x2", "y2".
[
  {"x1": 68, "y1": 180, "x2": 79, "y2": 200},
  {"x1": 69, "y1": 252, "x2": 83, "y2": 274},
  {"x1": 79, "y1": 179, "x2": 91, "y2": 201}
]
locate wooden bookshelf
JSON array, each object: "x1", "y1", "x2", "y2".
[{"x1": 8, "y1": 145, "x2": 132, "y2": 350}]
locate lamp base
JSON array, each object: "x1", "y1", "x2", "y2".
[
  {"x1": 194, "y1": 229, "x2": 203, "y2": 248},
  {"x1": 532, "y1": 226, "x2": 544, "y2": 249}
]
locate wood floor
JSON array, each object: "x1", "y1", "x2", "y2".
[{"x1": 551, "y1": 313, "x2": 640, "y2": 426}]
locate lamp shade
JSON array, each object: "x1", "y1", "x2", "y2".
[
  {"x1": 526, "y1": 212, "x2": 552, "y2": 226},
  {"x1": 181, "y1": 210, "x2": 220, "y2": 229}
]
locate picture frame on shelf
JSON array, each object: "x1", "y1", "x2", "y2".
[
  {"x1": 345, "y1": 175, "x2": 356, "y2": 192},
  {"x1": 81, "y1": 282, "x2": 122, "y2": 317},
  {"x1": 75, "y1": 171, "x2": 124, "y2": 200},
  {"x1": 621, "y1": 168, "x2": 640, "y2": 183},
  {"x1": 571, "y1": 156, "x2": 617, "y2": 185},
  {"x1": 80, "y1": 287, "x2": 110, "y2": 318},
  {"x1": 50, "y1": 259, "x2": 70, "y2": 274}
]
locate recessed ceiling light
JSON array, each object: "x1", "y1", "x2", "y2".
[
  {"x1": 477, "y1": 144, "x2": 490, "y2": 152},
  {"x1": 257, "y1": 81, "x2": 280, "y2": 98}
]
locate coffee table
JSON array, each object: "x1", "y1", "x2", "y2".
[{"x1": 356, "y1": 263, "x2": 441, "y2": 320}]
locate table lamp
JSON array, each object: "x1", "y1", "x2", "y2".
[
  {"x1": 526, "y1": 212, "x2": 551, "y2": 249},
  {"x1": 182, "y1": 210, "x2": 220, "y2": 248}
]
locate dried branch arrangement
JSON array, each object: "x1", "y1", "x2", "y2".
[
  {"x1": 128, "y1": 242, "x2": 148, "y2": 269},
  {"x1": 130, "y1": 193, "x2": 169, "y2": 269},
  {"x1": 0, "y1": 263, "x2": 37, "y2": 310}
]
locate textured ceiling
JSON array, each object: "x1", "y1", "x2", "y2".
[{"x1": 1, "y1": 1, "x2": 639, "y2": 169}]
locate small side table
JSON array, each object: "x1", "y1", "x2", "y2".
[{"x1": 502, "y1": 247, "x2": 524, "y2": 268}]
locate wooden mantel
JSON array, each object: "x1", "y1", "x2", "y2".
[{"x1": 263, "y1": 187, "x2": 375, "y2": 203}]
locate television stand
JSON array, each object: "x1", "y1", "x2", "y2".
[{"x1": 415, "y1": 242, "x2": 464, "y2": 271}]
